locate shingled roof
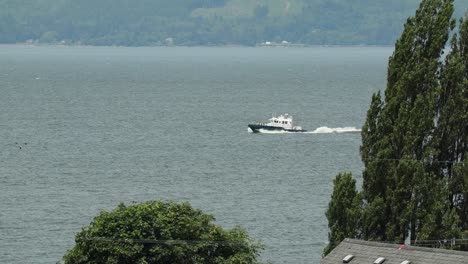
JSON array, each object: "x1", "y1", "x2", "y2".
[{"x1": 321, "y1": 238, "x2": 468, "y2": 264}]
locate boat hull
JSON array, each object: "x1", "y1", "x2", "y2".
[{"x1": 248, "y1": 124, "x2": 307, "y2": 133}]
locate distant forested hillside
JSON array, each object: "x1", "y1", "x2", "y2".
[{"x1": 1, "y1": 0, "x2": 467, "y2": 46}]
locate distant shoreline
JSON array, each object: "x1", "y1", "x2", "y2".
[{"x1": 0, "y1": 43, "x2": 394, "y2": 48}]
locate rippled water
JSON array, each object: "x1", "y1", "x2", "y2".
[{"x1": 0, "y1": 46, "x2": 392, "y2": 263}]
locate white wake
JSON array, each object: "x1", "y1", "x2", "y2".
[
  {"x1": 249, "y1": 126, "x2": 361, "y2": 134},
  {"x1": 308, "y1": 126, "x2": 361, "y2": 134}
]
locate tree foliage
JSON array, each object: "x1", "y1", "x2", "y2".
[
  {"x1": 63, "y1": 201, "x2": 263, "y2": 264},
  {"x1": 436, "y1": 16, "x2": 468, "y2": 230},
  {"x1": 325, "y1": 0, "x2": 468, "y2": 254},
  {"x1": 324, "y1": 173, "x2": 361, "y2": 256},
  {"x1": 361, "y1": 0, "x2": 460, "y2": 244}
]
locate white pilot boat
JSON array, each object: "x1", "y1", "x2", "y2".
[{"x1": 248, "y1": 114, "x2": 306, "y2": 133}]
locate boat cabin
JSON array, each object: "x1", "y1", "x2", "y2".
[{"x1": 266, "y1": 114, "x2": 295, "y2": 129}]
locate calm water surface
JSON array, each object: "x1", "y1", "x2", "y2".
[{"x1": 0, "y1": 46, "x2": 392, "y2": 263}]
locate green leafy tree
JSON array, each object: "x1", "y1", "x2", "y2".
[
  {"x1": 361, "y1": 196, "x2": 386, "y2": 241},
  {"x1": 452, "y1": 152, "x2": 468, "y2": 244},
  {"x1": 435, "y1": 16, "x2": 468, "y2": 229},
  {"x1": 325, "y1": 0, "x2": 468, "y2": 253},
  {"x1": 63, "y1": 200, "x2": 263, "y2": 264},
  {"x1": 360, "y1": 0, "x2": 457, "y2": 243},
  {"x1": 323, "y1": 173, "x2": 361, "y2": 255}
]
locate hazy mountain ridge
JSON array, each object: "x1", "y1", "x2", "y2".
[{"x1": 1, "y1": 0, "x2": 467, "y2": 46}]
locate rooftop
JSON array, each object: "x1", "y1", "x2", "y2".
[{"x1": 321, "y1": 238, "x2": 468, "y2": 264}]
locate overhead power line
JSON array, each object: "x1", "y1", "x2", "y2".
[
  {"x1": 80, "y1": 237, "x2": 249, "y2": 246},
  {"x1": 361, "y1": 158, "x2": 467, "y2": 164}
]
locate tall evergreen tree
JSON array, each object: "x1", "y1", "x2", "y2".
[
  {"x1": 435, "y1": 16, "x2": 468, "y2": 230},
  {"x1": 361, "y1": 0, "x2": 456, "y2": 244},
  {"x1": 323, "y1": 173, "x2": 361, "y2": 255},
  {"x1": 360, "y1": 91, "x2": 389, "y2": 240},
  {"x1": 325, "y1": 0, "x2": 468, "y2": 254},
  {"x1": 452, "y1": 151, "x2": 468, "y2": 235}
]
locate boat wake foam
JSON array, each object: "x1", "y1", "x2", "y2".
[
  {"x1": 250, "y1": 126, "x2": 361, "y2": 134},
  {"x1": 309, "y1": 126, "x2": 361, "y2": 134}
]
